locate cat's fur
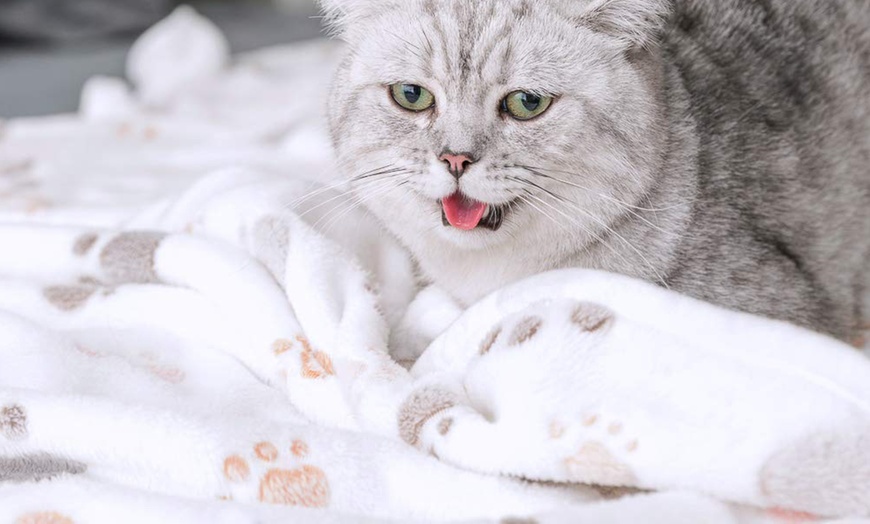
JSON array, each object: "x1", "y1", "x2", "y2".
[{"x1": 322, "y1": 0, "x2": 870, "y2": 341}]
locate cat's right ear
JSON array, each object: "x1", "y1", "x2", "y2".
[{"x1": 562, "y1": 0, "x2": 672, "y2": 50}]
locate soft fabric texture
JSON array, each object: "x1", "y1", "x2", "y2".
[{"x1": 0, "y1": 8, "x2": 868, "y2": 524}]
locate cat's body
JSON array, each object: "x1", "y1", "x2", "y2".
[
  {"x1": 658, "y1": 1, "x2": 870, "y2": 340},
  {"x1": 323, "y1": 0, "x2": 870, "y2": 341}
]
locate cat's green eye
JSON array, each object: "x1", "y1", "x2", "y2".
[
  {"x1": 501, "y1": 91, "x2": 553, "y2": 121},
  {"x1": 390, "y1": 84, "x2": 436, "y2": 112}
]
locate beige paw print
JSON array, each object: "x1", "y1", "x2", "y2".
[
  {"x1": 560, "y1": 414, "x2": 640, "y2": 487},
  {"x1": 765, "y1": 509, "x2": 819, "y2": 523},
  {"x1": 223, "y1": 440, "x2": 330, "y2": 508},
  {"x1": 136, "y1": 351, "x2": 186, "y2": 384},
  {"x1": 272, "y1": 336, "x2": 336, "y2": 380},
  {"x1": 15, "y1": 512, "x2": 74, "y2": 524}
]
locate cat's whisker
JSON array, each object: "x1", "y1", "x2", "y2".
[
  {"x1": 500, "y1": 199, "x2": 521, "y2": 242},
  {"x1": 518, "y1": 188, "x2": 638, "y2": 277},
  {"x1": 516, "y1": 194, "x2": 563, "y2": 232},
  {"x1": 517, "y1": 165, "x2": 689, "y2": 212},
  {"x1": 511, "y1": 175, "x2": 670, "y2": 288},
  {"x1": 553, "y1": 197, "x2": 670, "y2": 289},
  {"x1": 351, "y1": 167, "x2": 414, "y2": 184},
  {"x1": 349, "y1": 144, "x2": 425, "y2": 159},
  {"x1": 303, "y1": 173, "x2": 403, "y2": 224},
  {"x1": 282, "y1": 163, "x2": 399, "y2": 211},
  {"x1": 516, "y1": 192, "x2": 574, "y2": 235},
  {"x1": 295, "y1": 172, "x2": 410, "y2": 220},
  {"x1": 261, "y1": 178, "x2": 361, "y2": 257},
  {"x1": 348, "y1": 163, "x2": 397, "y2": 177},
  {"x1": 281, "y1": 179, "x2": 353, "y2": 212},
  {"x1": 514, "y1": 184, "x2": 587, "y2": 232},
  {"x1": 320, "y1": 181, "x2": 411, "y2": 234},
  {"x1": 514, "y1": 165, "x2": 680, "y2": 236},
  {"x1": 311, "y1": 191, "x2": 374, "y2": 234},
  {"x1": 521, "y1": 168, "x2": 673, "y2": 236},
  {"x1": 315, "y1": 176, "x2": 412, "y2": 234},
  {"x1": 231, "y1": 179, "x2": 362, "y2": 274}
]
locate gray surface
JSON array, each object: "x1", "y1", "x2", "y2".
[
  {"x1": 0, "y1": 0, "x2": 173, "y2": 40},
  {"x1": 0, "y1": 1, "x2": 324, "y2": 118}
]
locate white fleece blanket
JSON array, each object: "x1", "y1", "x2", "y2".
[{"x1": 0, "y1": 8, "x2": 868, "y2": 524}]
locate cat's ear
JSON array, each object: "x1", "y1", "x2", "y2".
[
  {"x1": 318, "y1": 0, "x2": 389, "y2": 38},
  {"x1": 317, "y1": 0, "x2": 354, "y2": 36},
  {"x1": 565, "y1": 0, "x2": 672, "y2": 49}
]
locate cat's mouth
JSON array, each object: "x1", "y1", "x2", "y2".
[{"x1": 440, "y1": 191, "x2": 508, "y2": 232}]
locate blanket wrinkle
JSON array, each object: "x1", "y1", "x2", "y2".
[{"x1": 0, "y1": 7, "x2": 867, "y2": 523}]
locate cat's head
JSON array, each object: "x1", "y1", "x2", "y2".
[{"x1": 322, "y1": 0, "x2": 671, "y2": 254}]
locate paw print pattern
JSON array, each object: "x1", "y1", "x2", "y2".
[
  {"x1": 223, "y1": 440, "x2": 330, "y2": 508},
  {"x1": 259, "y1": 465, "x2": 329, "y2": 507},
  {"x1": 15, "y1": 512, "x2": 74, "y2": 524},
  {"x1": 507, "y1": 316, "x2": 543, "y2": 346},
  {"x1": 564, "y1": 441, "x2": 637, "y2": 486},
  {"x1": 561, "y1": 414, "x2": 640, "y2": 486},
  {"x1": 478, "y1": 326, "x2": 501, "y2": 355},
  {"x1": 398, "y1": 386, "x2": 458, "y2": 447},
  {"x1": 446, "y1": 300, "x2": 631, "y2": 487},
  {"x1": 570, "y1": 303, "x2": 614, "y2": 334},
  {"x1": 272, "y1": 336, "x2": 336, "y2": 380},
  {"x1": 477, "y1": 302, "x2": 614, "y2": 357},
  {"x1": 1, "y1": 404, "x2": 28, "y2": 440},
  {"x1": 765, "y1": 509, "x2": 819, "y2": 523},
  {"x1": 69, "y1": 345, "x2": 186, "y2": 385},
  {"x1": 72, "y1": 233, "x2": 98, "y2": 257},
  {"x1": 477, "y1": 314, "x2": 543, "y2": 356},
  {"x1": 137, "y1": 351, "x2": 186, "y2": 384},
  {"x1": 298, "y1": 337, "x2": 335, "y2": 379}
]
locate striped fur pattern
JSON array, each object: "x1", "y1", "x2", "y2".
[{"x1": 323, "y1": 0, "x2": 870, "y2": 341}]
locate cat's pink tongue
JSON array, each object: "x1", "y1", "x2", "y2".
[{"x1": 442, "y1": 192, "x2": 487, "y2": 230}]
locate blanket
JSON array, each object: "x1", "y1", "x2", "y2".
[{"x1": 0, "y1": 8, "x2": 868, "y2": 523}]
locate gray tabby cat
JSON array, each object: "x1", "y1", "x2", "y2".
[{"x1": 321, "y1": 0, "x2": 870, "y2": 342}]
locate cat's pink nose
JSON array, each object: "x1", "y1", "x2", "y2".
[{"x1": 439, "y1": 152, "x2": 476, "y2": 179}]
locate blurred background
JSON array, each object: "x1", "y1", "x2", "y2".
[{"x1": 0, "y1": 0, "x2": 324, "y2": 117}]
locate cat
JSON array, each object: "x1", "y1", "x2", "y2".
[{"x1": 321, "y1": 0, "x2": 870, "y2": 342}]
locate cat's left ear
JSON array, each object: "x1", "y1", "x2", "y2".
[
  {"x1": 317, "y1": 0, "x2": 358, "y2": 36},
  {"x1": 565, "y1": 0, "x2": 672, "y2": 50},
  {"x1": 318, "y1": 0, "x2": 397, "y2": 39}
]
